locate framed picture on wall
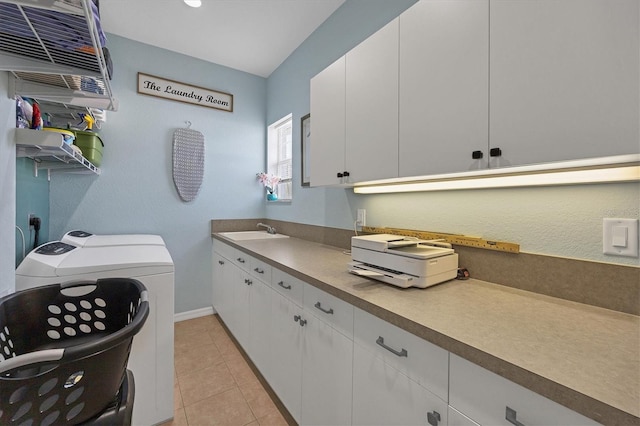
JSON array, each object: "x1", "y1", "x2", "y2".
[{"x1": 301, "y1": 113, "x2": 311, "y2": 187}]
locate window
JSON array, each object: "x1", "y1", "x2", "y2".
[{"x1": 267, "y1": 113, "x2": 293, "y2": 201}]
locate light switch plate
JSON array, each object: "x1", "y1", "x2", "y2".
[{"x1": 603, "y1": 218, "x2": 639, "y2": 257}]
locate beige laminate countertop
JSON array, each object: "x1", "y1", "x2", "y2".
[{"x1": 213, "y1": 234, "x2": 640, "y2": 425}]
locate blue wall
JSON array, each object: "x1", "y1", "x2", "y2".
[
  {"x1": 265, "y1": 0, "x2": 418, "y2": 227},
  {"x1": 15, "y1": 157, "x2": 49, "y2": 266},
  {"x1": 49, "y1": 35, "x2": 267, "y2": 313}
]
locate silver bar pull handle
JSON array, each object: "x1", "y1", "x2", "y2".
[
  {"x1": 506, "y1": 407, "x2": 525, "y2": 426},
  {"x1": 376, "y1": 336, "x2": 408, "y2": 357},
  {"x1": 278, "y1": 281, "x2": 292, "y2": 290},
  {"x1": 314, "y1": 302, "x2": 334, "y2": 315},
  {"x1": 237, "y1": 258, "x2": 246, "y2": 263},
  {"x1": 254, "y1": 267, "x2": 264, "y2": 274}
]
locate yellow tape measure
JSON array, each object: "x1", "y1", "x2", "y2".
[{"x1": 361, "y1": 226, "x2": 520, "y2": 253}]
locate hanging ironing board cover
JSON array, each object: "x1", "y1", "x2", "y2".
[{"x1": 173, "y1": 127, "x2": 204, "y2": 202}]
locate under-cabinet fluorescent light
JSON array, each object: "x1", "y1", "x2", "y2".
[
  {"x1": 184, "y1": 0, "x2": 201, "y2": 7},
  {"x1": 353, "y1": 156, "x2": 640, "y2": 194}
]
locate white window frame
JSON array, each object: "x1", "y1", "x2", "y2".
[{"x1": 267, "y1": 113, "x2": 293, "y2": 201}]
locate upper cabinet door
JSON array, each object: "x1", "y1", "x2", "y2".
[
  {"x1": 399, "y1": 0, "x2": 489, "y2": 176},
  {"x1": 489, "y1": 0, "x2": 640, "y2": 168},
  {"x1": 345, "y1": 18, "x2": 400, "y2": 183},
  {"x1": 310, "y1": 56, "x2": 346, "y2": 186}
]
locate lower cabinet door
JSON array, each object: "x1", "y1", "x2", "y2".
[
  {"x1": 269, "y1": 291, "x2": 303, "y2": 422},
  {"x1": 248, "y1": 278, "x2": 272, "y2": 381},
  {"x1": 232, "y1": 270, "x2": 252, "y2": 350},
  {"x1": 216, "y1": 255, "x2": 240, "y2": 333},
  {"x1": 449, "y1": 354, "x2": 601, "y2": 426},
  {"x1": 352, "y1": 342, "x2": 448, "y2": 426},
  {"x1": 301, "y1": 313, "x2": 353, "y2": 425}
]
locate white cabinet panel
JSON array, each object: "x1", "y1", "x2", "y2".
[
  {"x1": 301, "y1": 311, "x2": 353, "y2": 425},
  {"x1": 449, "y1": 354, "x2": 600, "y2": 426},
  {"x1": 272, "y1": 268, "x2": 304, "y2": 307},
  {"x1": 248, "y1": 277, "x2": 272, "y2": 380},
  {"x1": 270, "y1": 290, "x2": 304, "y2": 422},
  {"x1": 249, "y1": 256, "x2": 271, "y2": 283},
  {"x1": 303, "y1": 282, "x2": 354, "y2": 339},
  {"x1": 399, "y1": 0, "x2": 489, "y2": 176},
  {"x1": 489, "y1": 0, "x2": 640, "y2": 167},
  {"x1": 310, "y1": 56, "x2": 346, "y2": 186},
  {"x1": 345, "y1": 18, "x2": 399, "y2": 183},
  {"x1": 352, "y1": 342, "x2": 447, "y2": 426},
  {"x1": 353, "y1": 307, "x2": 448, "y2": 401}
]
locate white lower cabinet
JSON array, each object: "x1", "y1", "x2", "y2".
[
  {"x1": 270, "y1": 289, "x2": 304, "y2": 421},
  {"x1": 212, "y1": 251, "x2": 233, "y2": 322},
  {"x1": 352, "y1": 343, "x2": 447, "y2": 426},
  {"x1": 301, "y1": 284, "x2": 353, "y2": 425},
  {"x1": 352, "y1": 308, "x2": 448, "y2": 426},
  {"x1": 247, "y1": 276, "x2": 272, "y2": 379},
  {"x1": 214, "y1": 242, "x2": 599, "y2": 426},
  {"x1": 449, "y1": 354, "x2": 601, "y2": 426}
]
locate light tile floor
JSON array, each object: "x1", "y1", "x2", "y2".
[{"x1": 162, "y1": 314, "x2": 288, "y2": 426}]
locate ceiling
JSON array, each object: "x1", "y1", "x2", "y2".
[{"x1": 100, "y1": 0, "x2": 346, "y2": 78}]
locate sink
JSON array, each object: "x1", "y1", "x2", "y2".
[{"x1": 218, "y1": 231, "x2": 290, "y2": 241}]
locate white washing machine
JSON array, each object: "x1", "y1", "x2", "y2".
[
  {"x1": 61, "y1": 230, "x2": 166, "y2": 248},
  {"x1": 16, "y1": 241, "x2": 175, "y2": 426}
]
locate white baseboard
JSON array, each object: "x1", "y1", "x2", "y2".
[{"x1": 174, "y1": 306, "x2": 215, "y2": 322}]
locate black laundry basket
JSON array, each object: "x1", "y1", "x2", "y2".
[{"x1": 0, "y1": 278, "x2": 149, "y2": 425}]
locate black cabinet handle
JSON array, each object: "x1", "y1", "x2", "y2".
[
  {"x1": 505, "y1": 407, "x2": 525, "y2": 426},
  {"x1": 376, "y1": 336, "x2": 408, "y2": 357},
  {"x1": 472, "y1": 150, "x2": 484, "y2": 159},
  {"x1": 343, "y1": 171, "x2": 350, "y2": 177},
  {"x1": 314, "y1": 302, "x2": 334, "y2": 315},
  {"x1": 490, "y1": 147, "x2": 502, "y2": 157},
  {"x1": 337, "y1": 172, "x2": 343, "y2": 178},
  {"x1": 427, "y1": 411, "x2": 441, "y2": 426}
]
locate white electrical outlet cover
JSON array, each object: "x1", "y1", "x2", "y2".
[{"x1": 603, "y1": 218, "x2": 639, "y2": 257}]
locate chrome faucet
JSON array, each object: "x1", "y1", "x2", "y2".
[{"x1": 257, "y1": 222, "x2": 276, "y2": 234}]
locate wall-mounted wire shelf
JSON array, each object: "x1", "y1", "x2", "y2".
[
  {"x1": 15, "y1": 127, "x2": 100, "y2": 179},
  {"x1": 0, "y1": 0, "x2": 118, "y2": 113}
]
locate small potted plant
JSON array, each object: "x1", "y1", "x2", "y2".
[{"x1": 256, "y1": 172, "x2": 281, "y2": 201}]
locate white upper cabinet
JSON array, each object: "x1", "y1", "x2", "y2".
[
  {"x1": 309, "y1": 0, "x2": 639, "y2": 186},
  {"x1": 489, "y1": 0, "x2": 640, "y2": 168},
  {"x1": 310, "y1": 56, "x2": 346, "y2": 186},
  {"x1": 399, "y1": 0, "x2": 489, "y2": 176},
  {"x1": 345, "y1": 18, "x2": 400, "y2": 183}
]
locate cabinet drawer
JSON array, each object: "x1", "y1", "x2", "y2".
[
  {"x1": 303, "y1": 283, "x2": 354, "y2": 339},
  {"x1": 449, "y1": 354, "x2": 601, "y2": 426},
  {"x1": 213, "y1": 239, "x2": 236, "y2": 261},
  {"x1": 232, "y1": 250, "x2": 251, "y2": 269},
  {"x1": 249, "y1": 256, "x2": 271, "y2": 283},
  {"x1": 272, "y1": 268, "x2": 304, "y2": 307},
  {"x1": 353, "y1": 307, "x2": 448, "y2": 401}
]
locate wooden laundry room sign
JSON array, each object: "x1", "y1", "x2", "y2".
[{"x1": 137, "y1": 72, "x2": 233, "y2": 112}]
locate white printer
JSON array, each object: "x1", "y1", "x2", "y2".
[{"x1": 349, "y1": 234, "x2": 459, "y2": 289}]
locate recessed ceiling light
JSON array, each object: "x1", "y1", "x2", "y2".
[{"x1": 184, "y1": 0, "x2": 201, "y2": 7}]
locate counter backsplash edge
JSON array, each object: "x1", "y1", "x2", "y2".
[{"x1": 211, "y1": 219, "x2": 639, "y2": 316}]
